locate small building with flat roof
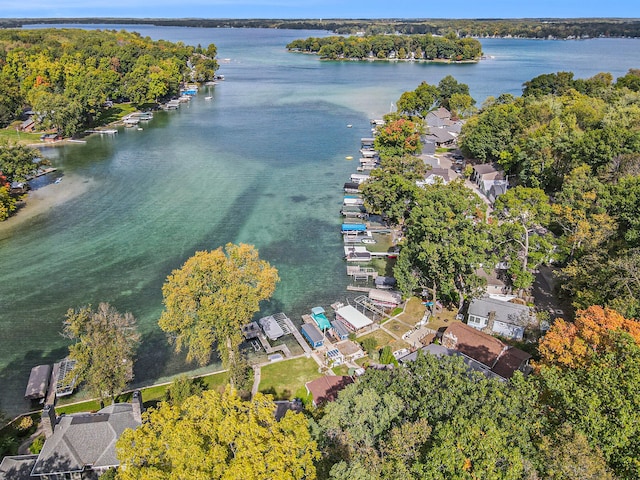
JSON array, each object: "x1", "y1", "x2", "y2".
[
  {"x1": 24, "y1": 365, "x2": 51, "y2": 401},
  {"x1": 301, "y1": 323, "x2": 324, "y2": 348},
  {"x1": 259, "y1": 314, "x2": 285, "y2": 341},
  {"x1": 331, "y1": 320, "x2": 350, "y2": 340},
  {"x1": 335, "y1": 305, "x2": 373, "y2": 331}
]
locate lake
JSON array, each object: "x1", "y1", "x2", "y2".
[{"x1": 1, "y1": 25, "x2": 639, "y2": 414}]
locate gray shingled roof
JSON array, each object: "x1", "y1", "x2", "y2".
[
  {"x1": 31, "y1": 403, "x2": 140, "y2": 476},
  {"x1": 0, "y1": 455, "x2": 38, "y2": 480}
]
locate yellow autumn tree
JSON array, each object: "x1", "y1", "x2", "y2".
[
  {"x1": 538, "y1": 305, "x2": 640, "y2": 368},
  {"x1": 116, "y1": 388, "x2": 318, "y2": 480},
  {"x1": 158, "y1": 243, "x2": 279, "y2": 384}
]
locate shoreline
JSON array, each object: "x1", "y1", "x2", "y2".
[{"x1": 0, "y1": 174, "x2": 94, "y2": 235}]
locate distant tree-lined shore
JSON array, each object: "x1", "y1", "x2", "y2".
[{"x1": 3, "y1": 18, "x2": 640, "y2": 39}]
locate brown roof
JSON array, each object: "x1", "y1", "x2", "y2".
[
  {"x1": 442, "y1": 322, "x2": 531, "y2": 379},
  {"x1": 492, "y1": 347, "x2": 531, "y2": 379},
  {"x1": 305, "y1": 375, "x2": 353, "y2": 406},
  {"x1": 442, "y1": 322, "x2": 506, "y2": 367}
]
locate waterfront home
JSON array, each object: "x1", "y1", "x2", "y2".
[
  {"x1": 331, "y1": 320, "x2": 350, "y2": 340},
  {"x1": 0, "y1": 393, "x2": 143, "y2": 479},
  {"x1": 467, "y1": 296, "x2": 535, "y2": 341},
  {"x1": 258, "y1": 314, "x2": 285, "y2": 341}
]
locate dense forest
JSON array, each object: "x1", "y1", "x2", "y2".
[
  {"x1": 459, "y1": 69, "x2": 640, "y2": 318},
  {"x1": 0, "y1": 28, "x2": 218, "y2": 134},
  {"x1": 287, "y1": 33, "x2": 482, "y2": 61},
  {"x1": 2, "y1": 18, "x2": 640, "y2": 39}
]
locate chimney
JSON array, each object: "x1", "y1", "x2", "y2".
[
  {"x1": 41, "y1": 404, "x2": 57, "y2": 438},
  {"x1": 132, "y1": 390, "x2": 143, "y2": 423}
]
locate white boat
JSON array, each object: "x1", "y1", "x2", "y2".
[
  {"x1": 205, "y1": 96, "x2": 213, "y2": 100},
  {"x1": 347, "y1": 124, "x2": 353, "y2": 128}
]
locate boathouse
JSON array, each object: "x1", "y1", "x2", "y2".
[
  {"x1": 24, "y1": 365, "x2": 51, "y2": 402},
  {"x1": 258, "y1": 314, "x2": 285, "y2": 341},
  {"x1": 341, "y1": 223, "x2": 367, "y2": 233},
  {"x1": 368, "y1": 289, "x2": 402, "y2": 309},
  {"x1": 311, "y1": 307, "x2": 331, "y2": 331},
  {"x1": 331, "y1": 320, "x2": 350, "y2": 340},
  {"x1": 301, "y1": 323, "x2": 324, "y2": 348},
  {"x1": 335, "y1": 305, "x2": 373, "y2": 331}
]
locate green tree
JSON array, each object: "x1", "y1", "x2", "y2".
[
  {"x1": 395, "y1": 181, "x2": 489, "y2": 307},
  {"x1": 159, "y1": 244, "x2": 279, "y2": 384},
  {"x1": 0, "y1": 185, "x2": 16, "y2": 221},
  {"x1": 396, "y1": 81, "x2": 439, "y2": 118},
  {"x1": 0, "y1": 141, "x2": 46, "y2": 183},
  {"x1": 437, "y1": 75, "x2": 470, "y2": 110},
  {"x1": 62, "y1": 302, "x2": 140, "y2": 403},
  {"x1": 116, "y1": 388, "x2": 319, "y2": 480},
  {"x1": 164, "y1": 374, "x2": 205, "y2": 406},
  {"x1": 448, "y1": 92, "x2": 476, "y2": 118},
  {"x1": 492, "y1": 186, "x2": 553, "y2": 291},
  {"x1": 360, "y1": 169, "x2": 420, "y2": 225},
  {"x1": 319, "y1": 353, "x2": 545, "y2": 479}
]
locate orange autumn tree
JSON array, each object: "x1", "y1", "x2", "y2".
[{"x1": 538, "y1": 306, "x2": 640, "y2": 368}]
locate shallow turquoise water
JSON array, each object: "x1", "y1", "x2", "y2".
[{"x1": 2, "y1": 26, "x2": 640, "y2": 414}]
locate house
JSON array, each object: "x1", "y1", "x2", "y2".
[
  {"x1": 398, "y1": 343, "x2": 505, "y2": 381},
  {"x1": 441, "y1": 322, "x2": 531, "y2": 379},
  {"x1": 325, "y1": 348, "x2": 344, "y2": 367},
  {"x1": 423, "y1": 128, "x2": 456, "y2": 147},
  {"x1": 470, "y1": 164, "x2": 508, "y2": 203},
  {"x1": 301, "y1": 323, "x2": 324, "y2": 348},
  {"x1": 40, "y1": 133, "x2": 61, "y2": 143},
  {"x1": 305, "y1": 375, "x2": 354, "y2": 406},
  {"x1": 467, "y1": 296, "x2": 535, "y2": 341},
  {"x1": 475, "y1": 268, "x2": 513, "y2": 300},
  {"x1": 0, "y1": 455, "x2": 38, "y2": 480},
  {"x1": 419, "y1": 167, "x2": 452, "y2": 186},
  {"x1": 426, "y1": 107, "x2": 453, "y2": 128},
  {"x1": 20, "y1": 118, "x2": 35, "y2": 132},
  {"x1": 335, "y1": 305, "x2": 373, "y2": 331},
  {"x1": 1, "y1": 392, "x2": 143, "y2": 479}
]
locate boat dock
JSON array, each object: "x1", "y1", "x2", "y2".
[
  {"x1": 255, "y1": 333, "x2": 291, "y2": 358},
  {"x1": 346, "y1": 285, "x2": 374, "y2": 293}
]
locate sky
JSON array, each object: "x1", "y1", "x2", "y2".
[{"x1": 0, "y1": 0, "x2": 639, "y2": 20}]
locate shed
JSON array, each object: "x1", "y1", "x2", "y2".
[
  {"x1": 301, "y1": 323, "x2": 324, "y2": 348},
  {"x1": 331, "y1": 320, "x2": 350, "y2": 340},
  {"x1": 24, "y1": 364, "x2": 51, "y2": 401},
  {"x1": 335, "y1": 305, "x2": 373, "y2": 331}
]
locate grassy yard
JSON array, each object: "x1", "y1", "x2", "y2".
[
  {"x1": 258, "y1": 356, "x2": 323, "y2": 400},
  {"x1": 358, "y1": 329, "x2": 409, "y2": 351},
  {"x1": 384, "y1": 319, "x2": 413, "y2": 337},
  {"x1": 0, "y1": 126, "x2": 42, "y2": 145},
  {"x1": 397, "y1": 297, "x2": 427, "y2": 325}
]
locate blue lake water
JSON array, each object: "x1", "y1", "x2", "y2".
[{"x1": 1, "y1": 26, "x2": 640, "y2": 414}]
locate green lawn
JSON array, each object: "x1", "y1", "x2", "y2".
[
  {"x1": 385, "y1": 319, "x2": 413, "y2": 337},
  {"x1": 0, "y1": 127, "x2": 42, "y2": 145},
  {"x1": 397, "y1": 297, "x2": 427, "y2": 325},
  {"x1": 358, "y1": 329, "x2": 410, "y2": 351},
  {"x1": 258, "y1": 357, "x2": 323, "y2": 400}
]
